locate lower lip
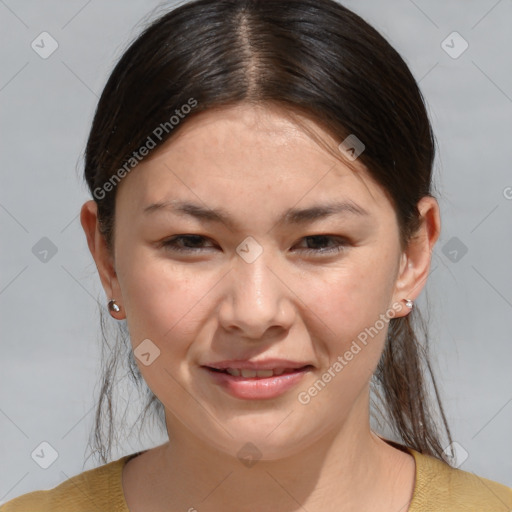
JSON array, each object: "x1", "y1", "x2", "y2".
[{"x1": 203, "y1": 367, "x2": 311, "y2": 400}]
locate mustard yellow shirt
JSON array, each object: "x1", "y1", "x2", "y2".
[{"x1": 2, "y1": 446, "x2": 511, "y2": 511}]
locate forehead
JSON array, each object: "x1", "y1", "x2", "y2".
[{"x1": 115, "y1": 104, "x2": 392, "y2": 218}]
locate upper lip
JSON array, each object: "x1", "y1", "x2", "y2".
[{"x1": 203, "y1": 359, "x2": 313, "y2": 370}]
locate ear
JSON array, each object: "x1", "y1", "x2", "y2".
[
  {"x1": 391, "y1": 196, "x2": 441, "y2": 317},
  {"x1": 80, "y1": 200, "x2": 125, "y2": 319}
]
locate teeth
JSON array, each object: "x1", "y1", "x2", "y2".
[
  {"x1": 254, "y1": 369, "x2": 274, "y2": 378},
  {"x1": 221, "y1": 368, "x2": 301, "y2": 378}
]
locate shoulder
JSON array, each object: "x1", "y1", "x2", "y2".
[
  {"x1": 0, "y1": 453, "x2": 137, "y2": 512},
  {"x1": 409, "y1": 448, "x2": 512, "y2": 511}
]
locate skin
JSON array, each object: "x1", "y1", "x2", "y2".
[{"x1": 81, "y1": 104, "x2": 440, "y2": 512}]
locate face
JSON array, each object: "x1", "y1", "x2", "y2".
[{"x1": 85, "y1": 104, "x2": 428, "y2": 460}]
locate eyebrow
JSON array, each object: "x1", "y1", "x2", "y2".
[{"x1": 143, "y1": 199, "x2": 371, "y2": 229}]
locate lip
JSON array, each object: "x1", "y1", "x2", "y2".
[{"x1": 202, "y1": 361, "x2": 313, "y2": 400}]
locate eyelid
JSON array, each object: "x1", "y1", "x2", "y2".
[
  {"x1": 295, "y1": 235, "x2": 349, "y2": 254},
  {"x1": 160, "y1": 234, "x2": 216, "y2": 251},
  {"x1": 160, "y1": 234, "x2": 349, "y2": 255}
]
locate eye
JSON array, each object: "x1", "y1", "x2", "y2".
[
  {"x1": 293, "y1": 235, "x2": 349, "y2": 255},
  {"x1": 160, "y1": 234, "x2": 216, "y2": 253},
  {"x1": 160, "y1": 234, "x2": 349, "y2": 256}
]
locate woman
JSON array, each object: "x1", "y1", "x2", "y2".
[{"x1": 2, "y1": 0, "x2": 511, "y2": 510}]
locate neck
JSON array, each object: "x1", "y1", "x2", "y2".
[{"x1": 131, "y1": 395, "x2": 414, "y2": 512}]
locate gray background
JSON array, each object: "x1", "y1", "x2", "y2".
[{"x1": 1, "y1": 0, "x2": 511, "y2": 502}]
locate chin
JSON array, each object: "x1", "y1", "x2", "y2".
[{"x1": 194, "y1": 417, "x2": 326, "y2": 463}]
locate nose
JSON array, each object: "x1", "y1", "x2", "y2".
[{"x1": 218, "y1": 250, "x2": 295, "y2": 340}]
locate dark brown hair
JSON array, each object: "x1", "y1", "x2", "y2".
[{"x1": 82, "y1": 0, "x2": 454, "y2": 466}]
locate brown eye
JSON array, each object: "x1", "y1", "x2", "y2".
[
  {"x1": 161, "y1": 235, "x2": 216, "y2": 253},
  {"x1": 294, "y1": 235, "x2": 349, "y2": 255}
]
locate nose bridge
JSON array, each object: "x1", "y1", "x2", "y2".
[{"x1": 220, "y1": 240, "x2": 293, "y2": 337}]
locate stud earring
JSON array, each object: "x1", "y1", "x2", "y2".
[
  {"x1": 404, "y1": 298, "x2": 414, "y2": 309},
  {"x1": 108, "y1": 299, "x2": 120, "y2": 314}
]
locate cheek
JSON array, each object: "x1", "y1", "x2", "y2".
[
  {"x1": 305, "y1": 263, "x2": 392, "y2": 332},
  {"x1": 116, "y1": 248, "x2": 216, "y2": 347},
  {"x1": 294, "y1": 268, "x2": 393, "y2": 418},
  {"x1": 299, "y1": 259, "x2": 395, "y2": 373},
  {"x1": 117, "y1": 253, "x2": 214, "y2": 395}
]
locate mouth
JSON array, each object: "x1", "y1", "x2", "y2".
[
  {"x1": 205, "y1": 365, "x2": 313, "y2": 378},
  {"x1": 201, "y1": 364, "x2": 314, "y2": 400}
]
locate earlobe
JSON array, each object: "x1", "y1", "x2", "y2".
[
  {"x1": 391, "y1": 253, "x2": 415, "y2": 317},
  {"x1": 80, "y1": 200, "x2": 124, "y2": 317}
]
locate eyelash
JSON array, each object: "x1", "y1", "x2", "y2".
[{"x1": 160, "y1": 234, "x2": 349, "y2": 256}]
